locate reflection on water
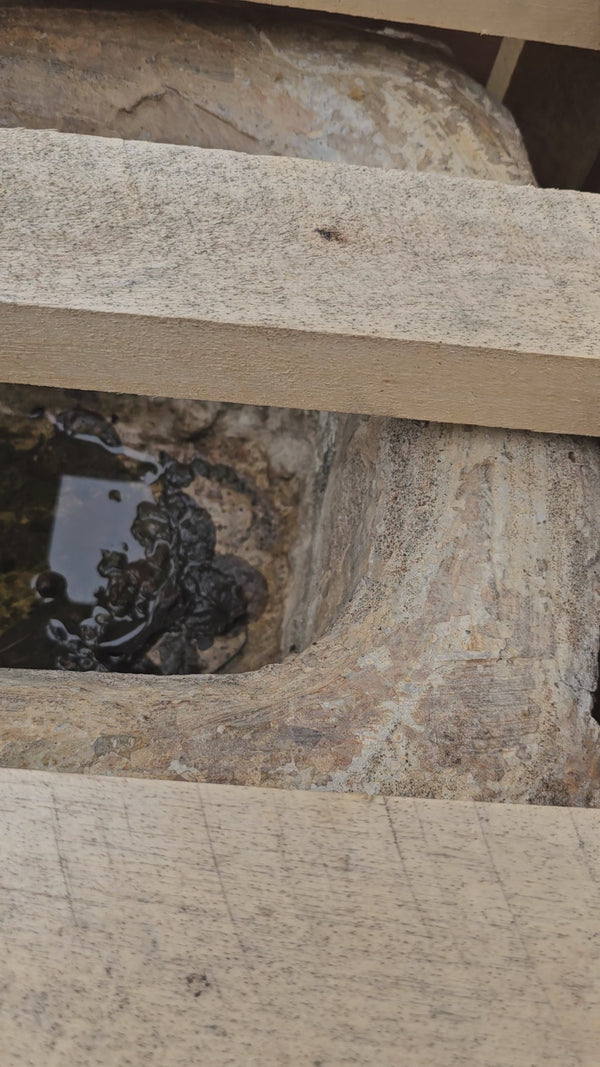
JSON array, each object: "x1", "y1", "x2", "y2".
[
  {"x1": 0, "y1": 407, "x2": 268, "y2": 674},
  {"x1": 49, "y1": 476, "x2": 153, "y2": 604}
]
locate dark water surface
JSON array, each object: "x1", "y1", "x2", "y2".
[{"x1": 0, "y1": 407, "x2": 267, "y2": 674}]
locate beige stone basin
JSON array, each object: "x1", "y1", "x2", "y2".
[{"x1": 1, "y1": 2, "x2": 599, "y2": 803}]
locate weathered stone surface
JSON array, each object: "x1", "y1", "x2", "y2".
[
  {"x1": 1, "y1": 4, "x2": 599, "y2": 803},
  {"x1": 0, "y1": 3, "x2": 531, "y2": 182},
  {"x1": 2, "y1": 416, "x2": 600, "y2": 804}
]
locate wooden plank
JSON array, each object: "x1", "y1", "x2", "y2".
[
  {"x1": 238, "y1": 0, "x2": 600, "y2": 50},
  {"x1": 486, "y1": 37, "x2": 525, "y2": 101},
  {"x1": 1, "y1": 127, "x2": 600, "y2": 437},
  {"x1": 0, "y1": 768, "x2": 599, "y2": 1065}
]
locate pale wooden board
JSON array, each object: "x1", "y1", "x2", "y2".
[
  {"x1": 1, "y1": 127, "x2": 600, "y2": 436},
  {"x1": 238, "y1": 0, "x2": 600, "y2": 49},
  {"x1": 486, "y1": 37, "x2": 525, "y2": 101},
  {"x1": 0, "y1": 768, "x2": 599, "y2": 1065}
]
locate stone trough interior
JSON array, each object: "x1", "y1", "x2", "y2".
[
  {"x1": 1, "y1": 1, "x2": 600, "y2": 803},
  {"x1": 0, "y1": 385, "x2": 355, "y2": 676}
]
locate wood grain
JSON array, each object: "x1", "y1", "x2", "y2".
[
  {"x1": 238, "y1": 0, "x2": 600, "y2": 49},
  {"x1": 0, "y1": 767, "x2": 599, "y2": 1065},
  {"x1": 486, "y1": 37, "x2": 525, "y2": 101},
  {"x1": 1, "y1": 127, "x2": 599, "y2": 436}
]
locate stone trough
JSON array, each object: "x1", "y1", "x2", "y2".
[{"x1": 1, "y1": 2, "x2": 599, "y2": 802}]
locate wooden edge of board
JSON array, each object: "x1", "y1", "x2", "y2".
[
  {"x1": 486, "y1": 37, "x2": 525, "y2": 101},
  {"x1": 235, "y1": 0, "x2": 600, "y2": 50}
]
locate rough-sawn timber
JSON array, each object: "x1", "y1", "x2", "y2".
[
  {"x1": 1, "y1": 127, "x2": 599, "y2": 436},
  {"x1": 1, "y1": 769, "x2": 600, "y2": 1066}
]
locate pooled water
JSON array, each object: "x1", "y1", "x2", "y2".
[{"x1": 0, "y1": 405, "x2": 268, "y2": 674}]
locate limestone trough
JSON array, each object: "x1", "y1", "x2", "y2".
[{"x1": 1, "y1": 2, "x2": 599, "y2": 802}]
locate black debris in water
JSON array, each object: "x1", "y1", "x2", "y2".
[{"x1": 0, "y1": 407, "x2": 268, "y2": 674}]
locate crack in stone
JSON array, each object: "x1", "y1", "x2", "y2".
[{"x1": 117, "y1": 85, "x2": 261, "y2": 146}]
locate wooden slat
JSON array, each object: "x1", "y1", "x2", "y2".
[
  {"x1": 0, "y1": 768, "x2": 599, "y2": 1065},
  {"x1": 1, "y1": 128, "x2": 600, "y2": 436},
  {"x1": 486, "y1": 37, "x2": 525, "y2": 101},
  {"x1": 240, "y1": 0, "x2": 600, "y2": 50}
]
